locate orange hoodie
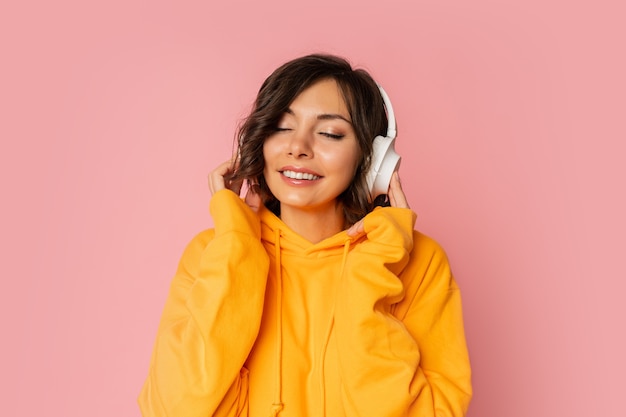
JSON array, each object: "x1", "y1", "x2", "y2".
[{"x1": 138, "y1": 190, "x2": 472, "y2": 416}]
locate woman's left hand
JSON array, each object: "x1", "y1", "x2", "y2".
[
  {"x1": 347, "y1": 171, "x2": 409, "y2": 237},
  {"x1": 387, "y1": 171, "x2": 409, "y2": 209}
]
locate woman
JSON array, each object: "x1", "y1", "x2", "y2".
[{"x1": 138, "y1": 54, "x2": 472, "y2": 416}]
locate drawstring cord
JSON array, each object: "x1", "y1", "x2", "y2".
[
  {"x1": 270, "y1": 233, "x2": 352, "y2": 417},
  {"x1": 319, "y1": 238, "x2": 352, "y2": 417},
  {"x1": 340, "y1": 238, "x2": 351, "y2": 277},
  {"x1": 271, "y1": 228, "x2": 284, "y2": 417}
]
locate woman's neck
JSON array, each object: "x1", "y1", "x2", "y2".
[{"x1": 279, "y1": 204, "x2": 346, "y2": 244}]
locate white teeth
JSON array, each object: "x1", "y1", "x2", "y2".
[{"x1": 282, "y1": 170, "x2": 320, "y2": 180}]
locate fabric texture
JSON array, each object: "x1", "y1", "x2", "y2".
[{"x1": 138, "y1": 189, "x2": 472, "y2": 416}]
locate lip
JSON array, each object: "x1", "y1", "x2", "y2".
[
  {"x1": 279, "y1": 166, "x2": 322, "y2": 177},
  {"x1": 278, "y1": 165, "x2": 323, "y2": 185}
]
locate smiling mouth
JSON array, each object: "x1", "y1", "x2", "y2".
[{"x1": 281, "y1": 170, "x2": 321, "y2": 180}]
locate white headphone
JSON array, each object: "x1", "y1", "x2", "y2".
[{"x1": 366, "y1": 84, "x2": 401, "y2": 200}]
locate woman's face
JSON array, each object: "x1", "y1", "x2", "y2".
[{"x1": 263, "y1": 78, "x2": 360, "y2": 215}]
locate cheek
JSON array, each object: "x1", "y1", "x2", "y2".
[
  {"x1": 261, "y1": 143, "x2": 273, "y2": 174},
  {"x1": 323, "y1": 140, "x2": 360, "y2": 166},
  {"x1": 262, "y1": 137, "x2": 281, "y2": 165},
  {"x1": 335, "y1": 148, "x2": 362, "y2": 187},
  {"x1": 345, "y1": 146, "x2": 362, "y2": 175},
  {"x1": 346, "y1": 148, "x2": 364, "y2": 188}
]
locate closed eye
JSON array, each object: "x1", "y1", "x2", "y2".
[{"x1": 320, "y1": 132, "x2": 344, "y2": 139}]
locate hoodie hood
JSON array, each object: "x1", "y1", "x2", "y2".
[{"x1": 258, "y1": 204, "x2": 356, "y2": 256}]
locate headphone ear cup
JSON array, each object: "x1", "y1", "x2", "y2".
[{"x1": 367, "y1": 135, "x2": 401, "y2": 201}]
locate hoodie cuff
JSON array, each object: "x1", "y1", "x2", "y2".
[
  {"x1": 209, "y1": 189, "x2": 262, "y2": 238},
  {"x1": 363, "y1": 207, "x2": 416, "y2": 252}
]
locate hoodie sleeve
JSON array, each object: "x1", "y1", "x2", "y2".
[
  {"x1": 335, "y1": 207, "x2": 472, "y2": 417},
  {"x1": 138, "y1": 190, "x2": 269, "y2": 417}
]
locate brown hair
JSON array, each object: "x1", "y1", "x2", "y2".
[{"x1": 230, "y1": 53, "x2": 389, "y2": 226}]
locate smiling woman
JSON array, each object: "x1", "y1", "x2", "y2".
[
  {"x1": 262, "y1": 79, "x2": 361, "y2": 242},
  {"x1": 138, "y1": 54, "x2": 473, "y2": 417},
  {"x1": 229, "y1": 55, "x2": 392, "y2": 229}
]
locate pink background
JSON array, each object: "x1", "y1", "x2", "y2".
[{"x1": 2, "y1": 1, "x2": 624, "y2": 416}]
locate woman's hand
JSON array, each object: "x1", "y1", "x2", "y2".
[
  {"x1": 208, "y1": 158, "x2": 262, "y2": 212},
  {"x1": 387, "y1": 171, "x2": 409, "y2": 209},
  {"x1": 347, "y1": 171, "x2": 409, "y2": 237},
  {"x1": 208, "y1": 157, "x2": 241, "y2": 195}
]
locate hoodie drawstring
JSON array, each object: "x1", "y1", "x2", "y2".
[
  {"x1": 318, "y1": 238, "x2": 352, "y2": 417},
  {"x1": 340, "y1": 238, "x2": 351, "y2": 277},
  {"x1": 269, "y1": 231, "x2": 352, "y2": 417},
  {"x1": 271, "y1": 228, "x2": 284, "y2": 417}
]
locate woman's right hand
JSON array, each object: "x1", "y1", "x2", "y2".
[
  {"x1": 208, "y1": 157, "x2": 240, "y2": 195},
  {"x1": 208, "y1": 158, "x2": 262, "y2": 212}
]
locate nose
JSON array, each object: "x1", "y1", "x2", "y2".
[{"x1": 288, "y1": 128, "x2": 313, "y2": 158}]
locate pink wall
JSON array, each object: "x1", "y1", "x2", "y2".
[{"x1": 2, "y1": 1, "x2": 624, "y2": 416}]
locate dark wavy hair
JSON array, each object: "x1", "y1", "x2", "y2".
[{"x1": 229, "y1": 53, "x2": 390, "y2": 226}]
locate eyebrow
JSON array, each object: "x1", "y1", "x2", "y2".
[{"x1": 285, "y1": 108, "x2": 352, "y2": 124}]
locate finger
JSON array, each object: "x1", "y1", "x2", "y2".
[
  {"x1": 229, "y1": 176, "x2": 244, "y2": 196},
  {"x1": 388, "y1": 171, "x2": 410, "y2": 209},
  {"x1": 208, "y1": 158, "x2": 237, "y2": 195},
  {"x1": 346, "y1": 219, "x2": 365, "y2": 237},
  {"x1": 208, "y1": 160, "x2": 230, "y2": 194},
  {"x1": 228, "y1": 157, "x2": 244, "y2": 195}
]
